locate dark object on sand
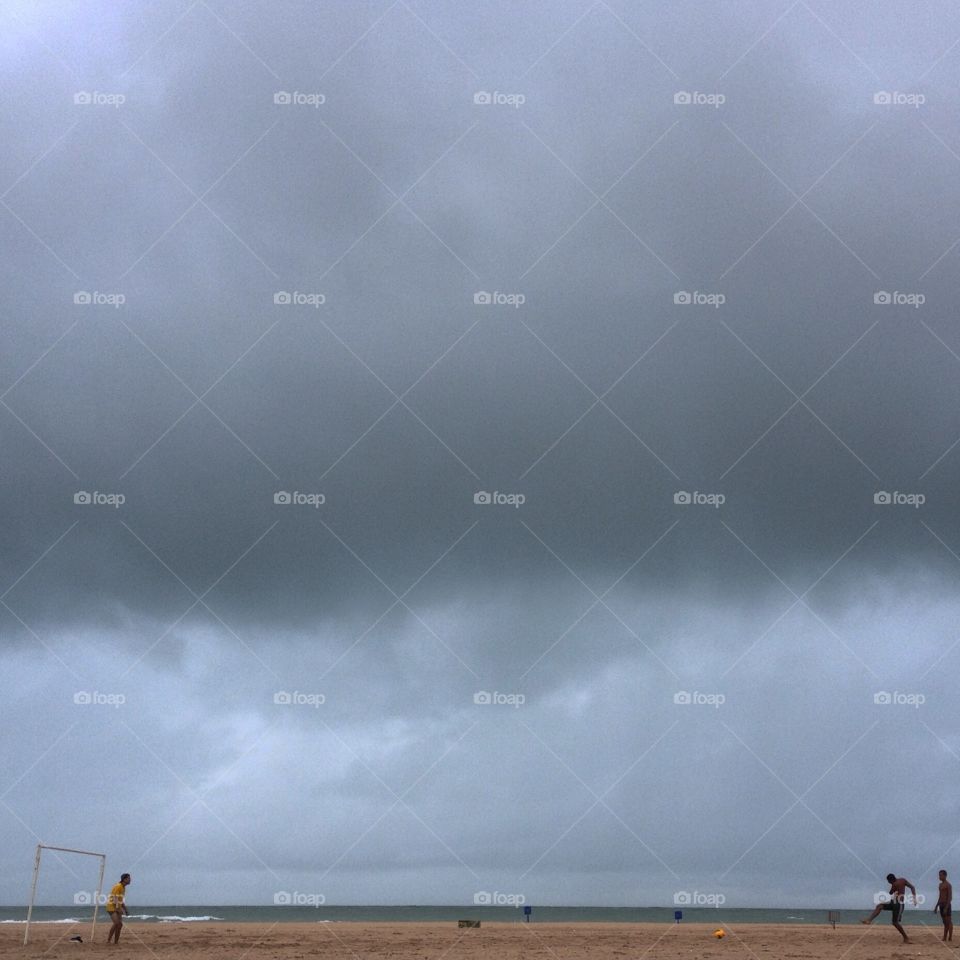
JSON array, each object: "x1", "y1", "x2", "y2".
[
  {"x1": 458, "y1": 920, "x2": 481, "y2": 928},
  {"x1": 69, "y1": 936, "x2": 83, "y2": 942}
]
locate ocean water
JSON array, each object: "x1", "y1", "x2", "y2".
[{"x1": 0, "y1": 905, "x2": 947, "y2": 925}]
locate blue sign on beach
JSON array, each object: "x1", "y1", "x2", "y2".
[
  {"x1": 524, "y1": 906, "x2": 532, "y2": 921},
  {"x1": 674, "y1": 910, "x2": 682, "y2": 923}
]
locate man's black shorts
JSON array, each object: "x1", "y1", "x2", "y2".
[
  {"x1": 881, "y1": 900, "x2": 904, "y2": 923},
  {"x1": 939, "y1": 903, "x2": 952, "y2": 918}
]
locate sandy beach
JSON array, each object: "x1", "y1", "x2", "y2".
[{"x1": 6, "y1": 921, "x2": 957, "y2": 960}]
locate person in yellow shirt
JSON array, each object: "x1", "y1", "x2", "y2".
[{"x1": 105, "y1": 873, "x2": 131, "y2": 943}]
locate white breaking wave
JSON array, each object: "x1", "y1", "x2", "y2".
[
  {"x1": 1, "y1": 914, "x2": 224, "y2": 924},
  {"x1": 0, "y1": 918, "x2": 84, "y2": 924},
  {"x1": 156, "y1": 916, "x2": 224, "y2": 922}
]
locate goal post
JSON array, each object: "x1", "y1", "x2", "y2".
[{"x1": 24, "y1": 844, "x2": 106, "y2": 945}]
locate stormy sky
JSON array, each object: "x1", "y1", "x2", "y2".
[{"x1": 3, "y1": 0, "x2": 960, "y2": 911}]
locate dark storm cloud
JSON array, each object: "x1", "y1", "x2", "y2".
[{"x1": 3, "y1": 0, "x2": 960, "y2": 909}]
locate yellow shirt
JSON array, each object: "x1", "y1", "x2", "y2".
[{"x1": 106, "y1": 883, "x2": 125, "y2": 912}]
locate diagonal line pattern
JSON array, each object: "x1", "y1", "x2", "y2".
[
  {"x1": 720, "y1": 721, "x2": 878, "y2": 878},
  {"x1": 520, "y1": 520, "x2": 683, "y2": 681},
  {"x1": 117, "y1": 322, "x2": 281, "y2": 479},
  {"x1": 517, "y1": 317, "x2": 685, "y2": 481},
  {"x1": 320, "y1": 720, "x2": 483, "y2": 881},
  {"x1": 716, "y1": 318, "x2": 881, "y2": 480},
  {"x1": 120, "y1": 720, "x2": 284, "y2": 882},
  {"x1": 519, "y1": 520, "x2": 680, "y2": 679},
  {"x1": 116, "y1": 521, "x2": 279, "y2": 682},
  {"x1": 315, "y1": 516, "x2": 481, "y2": 679},
  {"x1": 717, "y1": 319, "x2": 881, "y2": 481},
  {"x1": 719, "y1": 519, "x2": 880, "y2": 680},
  {"x1": 5, "y1": 0, "x2": 960, "y2": 923},
  {"x1": 519, "y1": 719, "x2": 681, "y2": 880},
  {"x1": 717, "y1": 120, "x2": 881, "y2": 280},
  {"x1": 720, "y1": 721, "x2": 877, "y2": 877},
  {"x1": 520, "y1": 719, "x2": 681, "y2": 878},
  {"x1": 317, "y1": 521, "x2": 479, "y2": 682}
]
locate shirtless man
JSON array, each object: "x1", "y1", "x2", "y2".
[
  {"x1": 935, "y1": 869, "x2": 953, "y2": 941},
  {"x1": 861, "y1": 873, "x2": 916, "y2": 943}
]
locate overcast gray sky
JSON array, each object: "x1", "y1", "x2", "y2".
[{"x1": 3, "y1": 0, "x2": 960, "y2": 911}]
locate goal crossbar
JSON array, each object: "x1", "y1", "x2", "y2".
[{"x1": 24, "y1": 844, "x2": 106, "y2": 945}]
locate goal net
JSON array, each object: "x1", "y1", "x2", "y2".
[{"x1": 24, "y1": 844, "x2": 106, "y2": 945}]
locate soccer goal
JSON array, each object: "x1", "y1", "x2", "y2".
[{"x1": 24, "y1": 844, "x2": 106, "y2": 945}]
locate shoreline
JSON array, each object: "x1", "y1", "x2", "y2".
[{"x1": 6, "y1": 920, "x2": 956, "y2": 960}]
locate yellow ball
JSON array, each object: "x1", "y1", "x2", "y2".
[{"x1": 713, "y1": 929, "x2": 726, "y2": 939}]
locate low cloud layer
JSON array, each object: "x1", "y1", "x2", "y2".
[{"x1": 3, "y1": 0, "x2": 960, "y2": 909}]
